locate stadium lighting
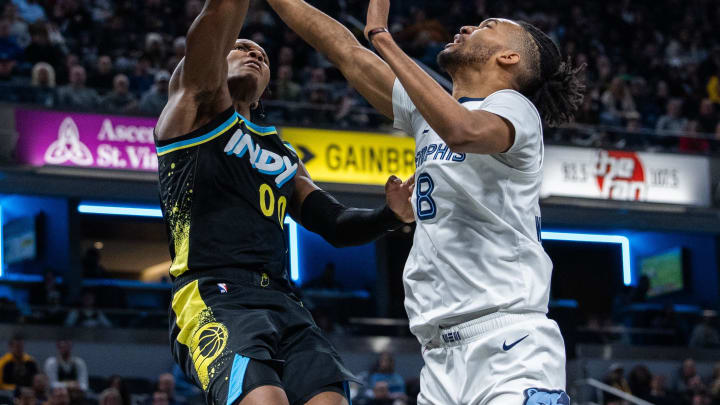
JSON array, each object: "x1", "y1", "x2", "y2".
[
  {"x1": 77, "y1": 201, "x2": 301, "y2": 282},
  {"x1": 77, "y1": 203, "x2": 163, "y2": 218},
  {"x1": 284, "y1": 216, "x2": 300, "y2": 282},
  {"x1": 542, "y1": 231, "x2": 632, "y2": 286}
]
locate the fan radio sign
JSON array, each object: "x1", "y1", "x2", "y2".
[{"x1": 542, "y1": 146, "x2": 710, "y2": 206}]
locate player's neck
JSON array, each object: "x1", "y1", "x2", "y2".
[
  {"x1": 450, "y1": 69, "x2": 510, "y2": 100},
  {"x1": 232, "y1": 101, "x2": 253, "y2": 120}
]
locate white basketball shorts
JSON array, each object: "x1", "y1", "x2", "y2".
[{"x1": 417, "y1": 312, "x2": 570, "y2": 405}]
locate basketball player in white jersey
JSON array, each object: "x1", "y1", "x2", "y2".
[{"x1": 267, "y1": 0, "x2": 584, "y2": 404}]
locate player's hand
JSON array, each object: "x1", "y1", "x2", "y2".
[
  {"x1": 385, "y1": 174, "x2": 415, "y2": 223},
  {"x1": 364, "y1": 0, "x2": 390, "y2": 40}
]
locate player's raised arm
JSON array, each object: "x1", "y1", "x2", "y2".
[
  {"x1": 287, "y1": 161, "x2": 414, "y2": 248},
  {"x1": 156, "y1": 0, "x2": 249, "y2": 141},
  {"x1": 266, "y1": 0, "x2": 396, "y2": 119}
]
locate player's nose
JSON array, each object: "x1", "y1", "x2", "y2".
[
  {"x1": 460, "y1": 26, "x2": 477, "y2": 35},
  {"x1": 248, "y1": 49, "x2": 264, "y2": 63}
]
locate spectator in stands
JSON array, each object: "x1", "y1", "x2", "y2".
[
  {"x1": 108, "y1": 375, "x2": 130, "y2": 405},
  {"x1": 81, "y1": 247, "x2": 106, "y2": 279},
  {"x1": 101, "y1": 74, "x2": 137, "y2": 113},
  {"x1": 602, "y1": 363, "x2": 632, "y2": 405},
  {"x1": 13, "y1": 386, "x2": 36, "y2": 405},
  {"x1": 4, "y1": 3, "x2": 29, "y2": 48},
  {"x1": 66, "y1": 381, "x2": 92, "y2": 405},
  {"x1": 44, "y1": 339, "x2": 88, "y2": 391},
  {"x1": 29, "y1": 270, "x2": 65, "y2": 324},
  {"x1": 150, "y1": 391, "x2": 169, "y2": 405},
  {"x1": 648, "y1": 375, "x2": 671, "y2": 405},
  {"x1": 709, "y1": 363, "x2": 720, "y2": 404},
  {"x1": 23, "y1": 22, "x2": 65, "y2": 71},
  {"x1": 155, "y1": 373, "x2": 185, "y2": 405},
  {"x1": 697, "y1": 99, "x2": 718, "y2": 134},
  {"x1": 0, "y1": 17, "x2": 22, "y2": 62},
  {"x1": 0, "y1": 335, "x2": 38, "y2": 390},
  {"x1": 0, "y1": 50, "x2": 27, "y2": 103},
  {"x1": 57, "y1": 65, "x2": 101, "y2": 110},
  {"x1": 368, "y1": 352, "x2": 406, "y2": 400},
  {"x1": 675, "y1": 358, "x2": 706, "y2": 401},
  {"x1": 689, "y1": 310, "x2": 720, "y2": 349},
  {"x1": 138, "y1": 70, "x2": 169, "y2": 115},
  {"x1": 274, "y1": 65, "x2": 301, "y2": 102},
  {"x1": 656, "y1": 98, "x2": 688, "y2": 134},
  {"x1": 368, "y1": 380, "x2": 405, "y2": 405},
  {"x1": 11, "y1": 0, "x2": 45, "y2": 23},
  {"x1": 129, "y1": 55, "x2": 154, "y2": 96},
  {"x1": 28, "y1": 62, "x2": 57, "y2": 107},
  {"x1": 600, "y1": 77, "x2": 638, "y2": 127},
  {"x1": 166, "y1": 36, "x2": 186, "y2": 72},
  {"x1": 87, "y1": 55, "x2": 115, "y2": 94},
  {"x1": 47, "y1": 386, "x2": 70, "y2": 405},
  {"x1": 32, "y1": 373, "x2": 49, "y2": 402},
  {"x1": 98, "y1": 388, "x2": 122, "y2": 405},
  {"x1": 64, "y1": 290, "x2": 112, "y2": 328},
  {"x1": 628, "y1": 365, "x2": 652, "y2": 401}
]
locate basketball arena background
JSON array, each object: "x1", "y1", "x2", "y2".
[{"x1": 0, "y1": 0, "x2": 719, "y2": 404}]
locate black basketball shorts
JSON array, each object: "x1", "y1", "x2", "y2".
[{"x1": 169, "y1": 269, "x2": 358, "y2": 405}]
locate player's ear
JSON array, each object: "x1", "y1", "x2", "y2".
[
  {"x1": 525, "y1": 388, "x2": 538, "y2": 397},
  {"x1": 496, "y1": 50, "x2": 520, "y2": 67}
]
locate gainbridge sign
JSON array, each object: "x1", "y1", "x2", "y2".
[
  {"x1": 542, "y1": 145, "x2": 711, "y2": 207},
  {"x1": 279, "y1": 127, "x2": 416, "y2": 186}
]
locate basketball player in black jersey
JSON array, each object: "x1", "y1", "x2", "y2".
[{"x1": 153, "y1": 1, "x2": 415, "y2": 404}]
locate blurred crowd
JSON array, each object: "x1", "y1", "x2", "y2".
[
  {"x1": 601, "y1": 358, "x2": 720, "y2": 405},
  {"x1": 0, "y1": 0, "x2": 718, "y2": 140},
  {"x1": 0, "y1": 334, "x2": 419, "y2": 405},
  {"x1": 0, "y1": 335, "x2": 194, "y2": 405}
]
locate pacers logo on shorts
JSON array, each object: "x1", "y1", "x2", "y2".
[{"x1": 190, "y1": 320, "x2": 228, "y2": 389}]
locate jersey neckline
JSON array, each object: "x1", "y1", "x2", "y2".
[
  {"x1": 458, "y1": 97, "x2": 486, "y2": 103},
  {"x1": 235, "y1": 112, "x2": 277, "y2": 136}
]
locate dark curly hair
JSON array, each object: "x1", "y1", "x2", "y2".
[{"x1": 515, "y1": 21, "x2": 586, "y2": 127}]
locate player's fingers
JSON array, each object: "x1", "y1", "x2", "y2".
[
  {"x1": 388, "y1": 175, "x2": 402, "y2": 184},
  {"x1": 404, "y1": 173, "x2": 416, "y2": 188}
]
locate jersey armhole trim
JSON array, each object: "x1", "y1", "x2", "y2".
[
  {"x1": 156, "y1": 108, "x2": 238, "y2": 156},
  {"x1": 236, "y1": 113, "x2": 278, "y2": 136}
]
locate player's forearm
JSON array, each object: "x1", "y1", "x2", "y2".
[
  {"x1": 266, "y1": 0, "x2": 360, "y2": 67},
  {"x1": 371, "y1": 34, "x2": 477, "y2": 146},
  {"x1": 300, "y1": 190, "x2": 403, "y2": 248},
  {"x1": 183, "y1": 0, "x2": 249, "y2": 87}
]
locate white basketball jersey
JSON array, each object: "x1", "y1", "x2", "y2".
[{"x1": 392, "y1": 80, "x2": 554, "y2": 343}]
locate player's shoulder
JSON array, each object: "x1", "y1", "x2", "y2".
[{"x1": 481, "y1": 89, "x2": 542, "y2": 121}]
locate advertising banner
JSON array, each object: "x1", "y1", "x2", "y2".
[
  {"x1": 15, "y1": 109, "x2": 158, "y2": 172},
  {"x1": 12, "y1": 109, "x2": 712, "y2": 205},
  {"x1": 542, "y1": 146, "x2": 711, "y2": 206},
  {"x1": 279, "y1": 127, "x2": 416, "y2": 186}
]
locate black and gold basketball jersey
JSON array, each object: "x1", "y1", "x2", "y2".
[{"x1": 155, "y1": 107, "x2": 300, "y2": 281}]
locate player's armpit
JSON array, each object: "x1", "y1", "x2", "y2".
[{"x1": 266, "y1": 0, "x2": 395, "y2": 119}]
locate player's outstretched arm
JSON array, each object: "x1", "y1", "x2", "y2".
[
  {"x1": 288, "y1": 162, "x2": 414, "y2": 248},
  {"x1": 266, "y1": 0, "x2": 396, "y2": 119},
  {"x1": 366, "y1": 0, "x2": 514, "y2": 154},
  {"x1": 156, "y1": 0, "x2": 250, "y2": 141}
]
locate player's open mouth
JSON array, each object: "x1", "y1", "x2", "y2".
[
  {"x1": 446, "y1": 34, "x2": 464, "y2": 48},
  {"x1": 245, "y1": 61, "x2": 262, "y2": 71}
]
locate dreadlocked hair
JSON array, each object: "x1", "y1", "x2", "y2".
[{"x1": 516, "y1": 21, "x2": 586, "y2": 127}]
